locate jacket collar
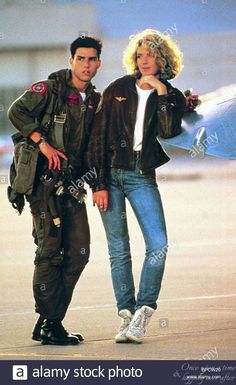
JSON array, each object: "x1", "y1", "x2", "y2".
[
  {"x1": 128, "y1": 75, "x2": 138, "y2": 94},
  {"x1": 48, "y1": 69, "x2": 95, "y2": 97}
]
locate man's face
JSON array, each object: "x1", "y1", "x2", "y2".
[
  {"x1": 69, "y1": 47, "x2": 101, "y2": 83},
  {"x1": 136, "y1": 45, "x2": 159, "y2": 76}
]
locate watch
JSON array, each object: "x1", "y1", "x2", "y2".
[{"x1": 37, "y1": 135, "x2": 47, "y2": 146}]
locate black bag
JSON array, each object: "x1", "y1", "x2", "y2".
[
  {"x1": 11, "y1": 134, "x2": 39, "y2": 195},
  {"x1": 7, "y1": 132, "x2": 39, "y2": 214}
]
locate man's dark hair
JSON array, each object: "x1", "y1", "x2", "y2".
[{"x1": 70, "y1": 36, "x2": 102, "y2": 59}]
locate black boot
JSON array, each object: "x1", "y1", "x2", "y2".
[
  {"x1": 32, "y1": 315, "x2": 44, "y2": 341},
  {"x1": 32, "y1": 315, "x2": 84, "y2": 342},
  {"x1": 40, "y1": 319, "x2": 79, "y2": 345}
]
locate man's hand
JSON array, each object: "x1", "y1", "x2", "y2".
[
  {"x1": 39, "y1": 142, "x2": 68, "y2": 170},
  {"x1": 29, "y1": 131, "x2": 67, "y2": 170},
  {"x1": 138, "y1": 75, "x2": 167, "y2": 95},
  {"x1": 184, "y1": 94, "x2": 201, "y2": 112},
  {"x1": 184, "y1": 89, "x2": 201, "y2": 112},
  {"x1": 93, "y1": 190, "x2": 109, "y2": 211}
]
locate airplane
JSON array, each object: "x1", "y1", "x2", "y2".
[
  {"x1": 1, "y1": 85, "x2": 236, "y2": 162},
  {"x1": 160, "y1": 85, "x2": 236, "y2": 160}
]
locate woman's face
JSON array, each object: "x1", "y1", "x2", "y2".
[{"x1": 136, "y1": 45, "x2": 159, "y2": 76}]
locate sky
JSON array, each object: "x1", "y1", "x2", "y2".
[{"x1": 54, "y1": 0, "x2": 236, "y2": 37}]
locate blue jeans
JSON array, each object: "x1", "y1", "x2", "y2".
[{"x1": 100, "y1": 155, "x2": 168, "y2": 313}]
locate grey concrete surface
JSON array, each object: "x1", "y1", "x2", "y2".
[{"x1": 0, "y1": 157, "x2": 236, "y2": 360}]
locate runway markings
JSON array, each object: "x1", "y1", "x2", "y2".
[
  {"x1": 3, "y1": 237, "x2": 236, "y2": 267},
  {"x1": 171, "y1": 238, "x2": 236, "y2": 248},
  {"x1": 0, "y1": 352, "x2": 84, "y2": 358},
  {"x1": 159, "y1": 293, "x2": 236, "y2": 302},
  {"x1": 0, "y1": 329, "x2": 235, "y2": 360},
  {"x1": 0, "y1": 293, "x2": 236, "y2": 317}
]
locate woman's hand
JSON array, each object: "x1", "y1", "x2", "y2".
[
  {"x1": 138, "y1": 75, "x2": 167, "y2": 95},
  {"x1": 93, "y1": 190, "x2": 109, "y2": 211}
]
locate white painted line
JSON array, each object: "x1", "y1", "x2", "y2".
[
  {"x1": 171, "y1": 238, "x2": 236, "y2": 249},
  {"x1": 0, "y1": 293, "x2": 235, "y2": 317},
  {"x1": 158, "y1": 293, "x2": 236, "y2": 302},
  {"x1": 4, "y1": 238, "x2": 236, "y2": 267}
]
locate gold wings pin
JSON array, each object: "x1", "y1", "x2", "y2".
[{"x1": 115, "y1": 96, "x2": 127, "y2": 102}]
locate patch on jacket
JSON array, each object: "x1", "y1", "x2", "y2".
[
  {"x1": 114, "y1": 96, "x2": 127, "y2": 102},
  {"x1": 31, "y1": 82, "x2": 47, "y2": 95},
  {"x1": 65, "y1": 94, "x2": 82, "y2": 106}
]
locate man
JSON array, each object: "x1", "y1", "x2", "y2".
[
  {"x1": 86, "y1": 29, "x2": 186, "y2": 343},
  {"x1": 8, "y1": 36, "x2": 102, "y2": 345}
]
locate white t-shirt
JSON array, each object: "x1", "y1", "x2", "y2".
[
  {"x1": 80, "y1": 92, "x2": 86, "y2": 101},
  {"x1": 133, "y1": 84, "x2": 154, "y2": 151}
]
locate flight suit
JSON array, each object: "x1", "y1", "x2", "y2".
[{"x1": 8, "y1": 69, "x2": 100, "y2": 320}]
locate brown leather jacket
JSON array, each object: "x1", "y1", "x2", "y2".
[{"x1": 85, "y1": 75, "x2": 186, "y2": 191}]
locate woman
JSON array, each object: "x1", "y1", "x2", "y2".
[{"x1": 86, "y1": 29, "x2": 186, "y2": 343}]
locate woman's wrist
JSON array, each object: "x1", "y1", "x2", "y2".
[{"x1": 156, "y1": 85, "x2": 167, "y2": 95}]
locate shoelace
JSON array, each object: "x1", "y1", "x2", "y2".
[
  {"x1": 131, "y1": 313, "x2": 149, "y2": 331},
  {"x1": 120, "y1": 316, "x2": 131, "y2": 331}
]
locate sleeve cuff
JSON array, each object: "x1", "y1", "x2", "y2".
[
  {"x1": 157, "y1": 94, "x2": 176, "y2": 111},
  {"x1": 21, "y1": 122, "x2": 42, "y2": 138},
  {"x1": 92, "y1": 183, "x2": 107, "y2": 192}
]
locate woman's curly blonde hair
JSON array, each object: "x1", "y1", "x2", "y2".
[{"x1": 123, "y1": 29, "x2": 183, "y2": 80}]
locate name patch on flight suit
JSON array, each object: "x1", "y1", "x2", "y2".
[{"x1": 31, "y1": 82, "x2": 47, "y2": 95}]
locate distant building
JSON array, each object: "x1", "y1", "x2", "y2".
[
  {"x1": 0, "y1": 0, "x2": 101, "y2": 132},
  {"x1": 1, "y1": 0, "x2": 235, "y2": 132}
]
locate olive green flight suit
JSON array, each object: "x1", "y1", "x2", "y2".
[{"x1": 8, "y1": 69, "x2": 100, "y2": 320}]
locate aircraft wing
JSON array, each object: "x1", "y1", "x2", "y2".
[{"x1": 160, "y1": 88, "x2": 236, "y2": 160}]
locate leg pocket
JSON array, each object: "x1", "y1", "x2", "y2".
[
  {"x1": 32, "y1": 213, "x2": 43, "y2": 247},
  {"x1": 32, "y1": 212, "x2": 62, "y2": 264}
]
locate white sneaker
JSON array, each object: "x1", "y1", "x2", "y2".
[
  {"x1": 126, "y1": 305, "x2": 154, "y2": 343},
  {"x1": 115, "y1": 309, "x2": 133, "y2": 343}
]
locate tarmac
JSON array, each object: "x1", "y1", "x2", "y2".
[{"x1": 0, "y1": 153, "x2": 236, "y2": 361}]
